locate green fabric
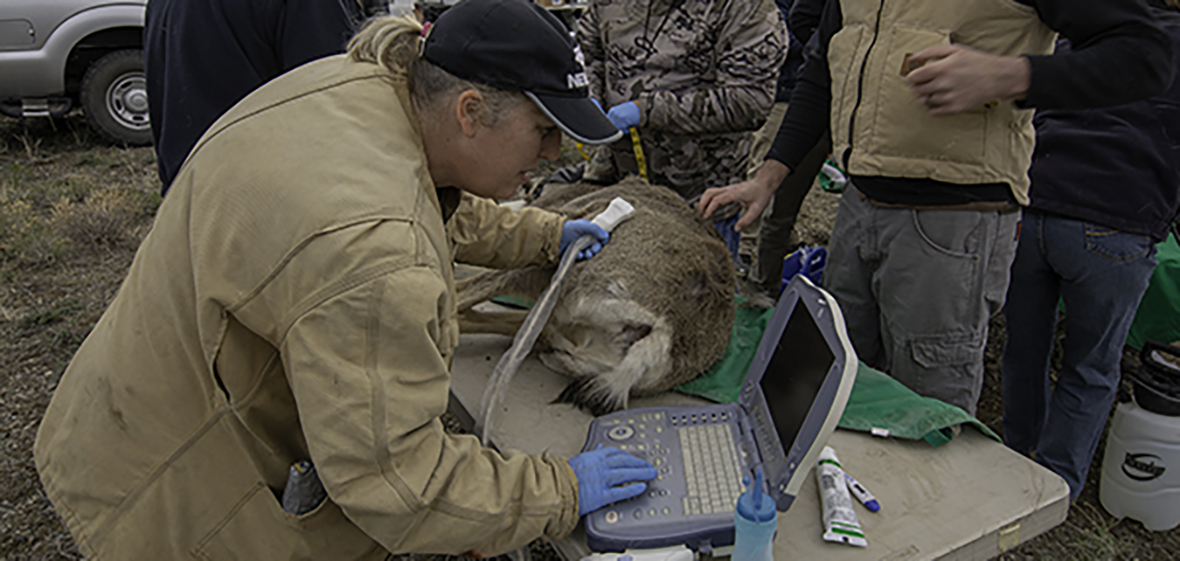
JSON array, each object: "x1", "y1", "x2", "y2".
[
  {"x1": 1127, "y1": 233, "x2": 1180, "y2": 351},
  {"x1": 675, "y1": 301, "x2": 1000, "y2": 446},
  {"x1": 492, "y1": 294, "x2": 535, "y2": 309},
  {"x1": 840, "y1": 362, "x2": 1000, "y2": 446}
]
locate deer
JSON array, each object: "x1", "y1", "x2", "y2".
[{"x1": 456, "y1": 177, "x2": 736, "y2": 416}]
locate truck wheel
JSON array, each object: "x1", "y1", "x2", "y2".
[{"x1": 80, "y1": 49, "x2": 152, "y2": 146}]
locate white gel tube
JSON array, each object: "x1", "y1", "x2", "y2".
[{"x1": 817, "y1": 446, "x2": 868, "y2": 547}]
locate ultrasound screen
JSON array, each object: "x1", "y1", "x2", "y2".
[{"x1": 758, "y1": 301, "x2": 836, "y2": 445}]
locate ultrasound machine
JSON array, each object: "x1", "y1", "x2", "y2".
[{"x1": 580, "y1": 275, "x2": 858, "y2": 553}]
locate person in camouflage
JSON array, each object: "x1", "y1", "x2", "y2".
[{"x1": 576, "y1": 0, "x2": 787, "y2": 212}]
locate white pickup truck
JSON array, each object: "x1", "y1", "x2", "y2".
[
  {"x1": 0, "y1": 0, "x2": 150, "y2": 145},
  {"x1": 0, "y1": 0, "x2": 585, "y2": 146}
]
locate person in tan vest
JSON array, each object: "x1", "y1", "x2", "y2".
[
  {"x1": 700, "y1": 0, "x2": 1175, "y2": 417},
  {"x1": 33, "y1": 0, "x2": 658, "y2": 558}
]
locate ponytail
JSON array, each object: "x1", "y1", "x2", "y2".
[{"x1": 348, "y1": 14, "x2": 424, "y2": 76}]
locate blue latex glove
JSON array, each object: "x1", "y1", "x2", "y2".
[
  {"x1": 560, "y1": 219, "x2": 610, "y2": 260},
  {"x1": 606, "y1": 101, "x2": 641, "y2": 134},
  {"x1": 568, "y1": 445, "x2": 658, "y2": 516}
]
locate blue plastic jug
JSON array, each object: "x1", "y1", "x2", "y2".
[{"x1": 734, "y1": 470, "x2": 776, "y2": 561}]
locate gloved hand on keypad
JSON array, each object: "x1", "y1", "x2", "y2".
[{"x1": 569, "y1": 445, "x2": 658, "y2": 516}]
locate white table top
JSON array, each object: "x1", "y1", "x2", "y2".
[{"x1": 448, "y1": 333, "x2": 1069, "y2": 560}]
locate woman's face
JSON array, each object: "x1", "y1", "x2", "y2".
[{"x1": 459, "y1": 100, "x2": 563, "y2": 200}]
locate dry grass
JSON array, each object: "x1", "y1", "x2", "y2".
[
  {"x1": 48, "y1": 187, "x2": 147, "y2": 250},
  {"x1": 1, "y1": 112, "x2": 158, "y2": 560},
  {"x1": 0, "y1": 115, "x2": 159, "y2": 268},
  {"x1": 2, "y1": 113, "x2": 1178, "y2": 561}
]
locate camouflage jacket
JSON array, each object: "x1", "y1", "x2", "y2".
[{"x1": 577, "y1": 0, "x2": 787, "y2": 202}]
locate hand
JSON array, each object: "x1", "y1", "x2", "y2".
[
  {"x1": 698, "y1": 160, "x2": 790, "y2": 232},
  {"x1": 568, "y1": 446, "x2": 658, "y2": 516},
  {"x1": 560, "y1": 219, "x2": 611, "y2": 260},
  {"x1": 906, "y1": 44, "x2": 1030, "y2": 116},
  {"x1": 606, "y1": 101, "x2": 641, "y2": 134}
]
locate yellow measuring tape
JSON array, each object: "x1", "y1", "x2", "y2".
[
  {"x1": 629, "y1": 127, "x2": 649, "y2": 181},
  {"x1": 574, "y1": 141, "x2": 591, "y2": 161},
  {"x1": 575, "y1": 129, "x2": 648, "y2": 180}
]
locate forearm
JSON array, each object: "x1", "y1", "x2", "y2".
[
  {"x1": 765, "y1": 37, "x2": 830, "y2": 168},
  {"x1": 765, "y1": 0, "x2": 836, "y2": 168},
  {"x1": 999, "y1": 56, "x2": 1032, "y2": 101},
  {"x1": 449, "y1": 194, "x2": 564, "y2": 268},
  {"x1": 639, "y1": 85, "x2": 777, "y2": 135},
  {"x1": 753, "y1": 158, "x2": 792, "y2": 191},
  {"x1": 285, "y1": 271, "x2": 579, "y2": 556}
]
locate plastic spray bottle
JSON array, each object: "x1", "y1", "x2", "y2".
[{"x1": 734, "y1": 469, "x2": 777, "y2": 561}]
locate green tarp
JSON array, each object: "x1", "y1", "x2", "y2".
[
  {"x1": 676, "y1": 299, "x2": 999, "y2": 446},
  {"x1": 837, "y1": 362, "x2": 999, "y2": 446},
  {"x1": 1127, "y1": 233, "x2": 1180, "y2": 351}
]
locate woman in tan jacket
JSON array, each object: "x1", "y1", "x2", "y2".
[{"x1": 34, "y1": 0, "x2": 655, "y2": 558}]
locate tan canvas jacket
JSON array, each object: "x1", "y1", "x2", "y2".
[
  {"x1": 829, "y1": 0, "x2": 1056, "y2": 204},
  {"x1": 34, "y1": 55, "x2": 578, "y2": 560},
  {"x1": 577, "y1": 0, "x2": 787, "y2": 201}
]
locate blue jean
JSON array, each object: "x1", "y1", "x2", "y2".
[
  {"x1": 1002, "y1": 210, "x2": 1158, "y2": 500},
  {"x1": 713, "y1": 214, "x2": 741, "y2": 262}
]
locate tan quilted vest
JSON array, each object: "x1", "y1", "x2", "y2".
[{"x1": 828, "y1": 0, "x2": 1055, "y2": 203}]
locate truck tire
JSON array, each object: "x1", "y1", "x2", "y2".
[{"x1": 80, "y1": 49, "x2": 152, "y2": 146}]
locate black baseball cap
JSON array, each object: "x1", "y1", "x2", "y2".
[{"x1": 421, "y1": 0, "x2": 622, "y2": 144}]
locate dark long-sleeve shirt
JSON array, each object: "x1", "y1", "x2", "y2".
[
  {"x1": 765, "y1": 0, "x2": 1175, "y2": 206},
  {"x1": 787, "y1": 0, "x2": 824, "y2": 44},
  {"x1": 774, "y1": 0, "x2": 805, "y2": 102},
  {"x1": 1029, "y1": 7, "x2": 1180, "y2": 241},
  {"x1": 145, "y1": 0, "x2": 364, "y2": 193}
]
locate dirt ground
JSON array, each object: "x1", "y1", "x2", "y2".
[{"x1": 2, "y1": 112, "x2": 1178, "y2": 560}]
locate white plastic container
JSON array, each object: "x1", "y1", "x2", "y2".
[{"x1": 1099, "y1": 400, "x2": 1180, "y2": 531}]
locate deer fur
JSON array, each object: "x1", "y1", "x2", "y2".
[{"x1": 457, "y1": 178, "x2": 736, "y2": 415}]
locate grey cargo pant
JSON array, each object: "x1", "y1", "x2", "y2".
[{"x1": 824, "y1": 183, "x2": 1019, "y2": 416}]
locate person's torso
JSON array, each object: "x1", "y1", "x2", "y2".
[
  {"x1": 145, "y1": 0, "x2": 358, "y2": 189},
  {"x1": 34, "y1": 56, "x2": 451, "y2": 560},
  {"x1": 1027, "y1": 12, "x2": 1180, "y2": 240},
  {"x1": 590, "y1": 0, "x2": 775, "y2": 199},
  {"x1": 828, "y1": 0, "x2": 1055, "y2": 202},
  {"x1": 593, "y1": 0, "x2": 733, "y2": 102}
]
